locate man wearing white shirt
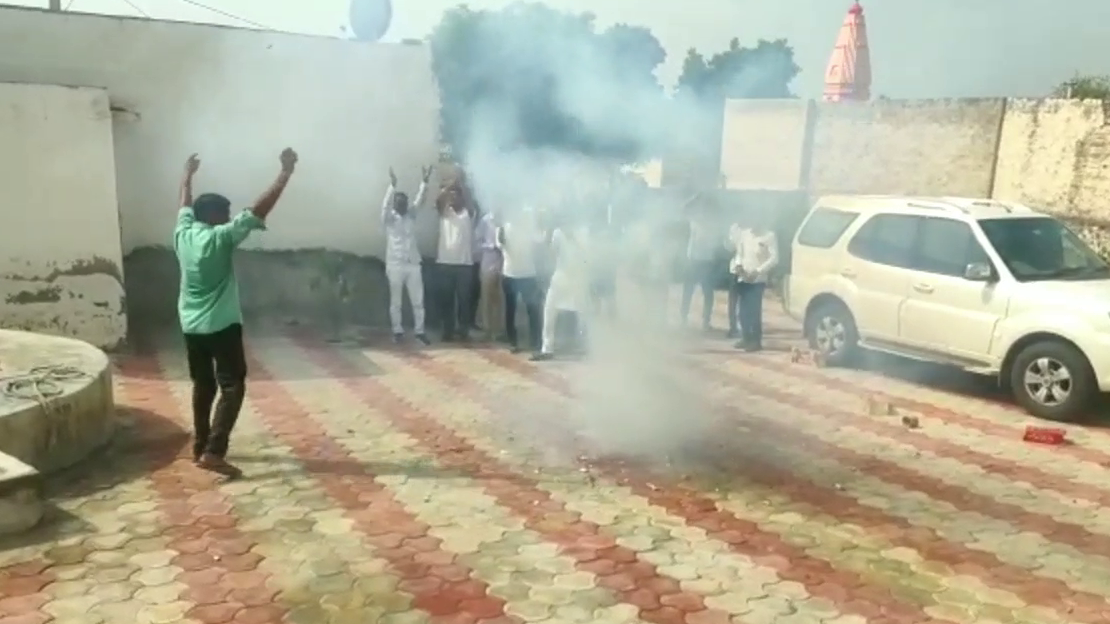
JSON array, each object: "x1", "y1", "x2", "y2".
[
  {"x1": 497, "y1": 206, "x2": 543, "y2": 352},
  {"x1": 727, "y1": 215, "x2": 779, "y2": 352},
  {"x1": 532, "y1": 217, "x2": 590, "y2": 361},
  {"x1": 382, "y1": 166, "x2": 433, "y2": 344},
  {"x1": 435, "y1": 183, "x2": 477, "y2": 342}
]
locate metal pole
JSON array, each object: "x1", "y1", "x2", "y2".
[{"x1": 48, "y1": 0, "x2": 62, "y2": 10}]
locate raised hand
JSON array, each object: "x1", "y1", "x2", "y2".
[
  {"x1": 184, "y1": 153, "x2": 200, "y2": 176},
  {"x1": 280, "y1": 148, "x2": 298, "y2": 173},
  {"x1": 389, "y1": 167, "x2": 397, "y2": 187},
  {"x1": 421, "y1": 165, "x2": 433, "y2": 183}
]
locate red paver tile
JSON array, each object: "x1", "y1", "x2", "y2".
[
  {"x1": 493, "y1": 345, "x2": 1110, "y2": 622},
  {"x1": 237, "y1": 353, "x2": 518, "y2": 624},
  {"x1": 187, "y1": 601, "x2": 244, "y2": 624},
  {"x1": 0, "y1": 593, "x2": 49, "y2": 617},
  {"x1": 683, "y1": 360, "x2": 1110, "y2": 618},
  {"x1": 285, "y1": 334, "x2": 741, "y2": 624},
  {"x1": 457, "y1": 349, "x2": 961, "y2": 624},
  {"x1": 115, "y1": 355, "x2": 283, "y2": 621}
]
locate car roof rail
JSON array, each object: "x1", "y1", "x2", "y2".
[{"x1": 906, "y1": 200, "x2": 967, "y2": 214}]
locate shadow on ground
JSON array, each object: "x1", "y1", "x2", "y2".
[{"x1": 0, "y1": 406, "x2": 187, "y2": 553}]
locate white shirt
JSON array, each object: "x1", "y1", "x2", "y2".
[
  {"x1": 547, "y1": 227, "x2": 590, "y2": 311},
  {"x1": 437, "y1": 207, "x2": 474, "y2": 265},
  {"x1": 729, "y1": 226, "x2": 779, "y2": 283},
  {"x1": 381, "y1": 182, "x2": 427, "y2": 265},
  {"x1": 497, "y1": 217, "x2": 541, "y2": 278}
]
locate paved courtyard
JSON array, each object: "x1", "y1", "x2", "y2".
[{"x1": 4, "y1": 305, "x2": 1110, "y2": 624}]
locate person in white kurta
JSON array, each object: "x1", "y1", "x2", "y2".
[
  {"x1": 532, "y1": 223, "x2": 590, "y2": 361},
  {"x1": 381, "y1": 166, "x2": 432, "y2": 344}
]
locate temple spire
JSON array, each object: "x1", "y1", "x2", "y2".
[{"x1": 823, "y1": 2, "x2": 872, "y2": 102}]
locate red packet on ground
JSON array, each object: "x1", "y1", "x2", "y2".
[{"x1": 1023, "y1": 425, "x2": 1066, "y2": 445}]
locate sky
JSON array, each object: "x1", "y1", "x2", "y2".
[{"x1": 6, "y1": 0, "x2": 1110, "y2": 98}]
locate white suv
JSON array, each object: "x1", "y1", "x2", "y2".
[{"x1": 784, "y1": 195, "x2": 1110, "y2": 422}]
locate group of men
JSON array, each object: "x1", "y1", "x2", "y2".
[
  {"x1": 171, "y1": 152, "x2": 779, "y2": 477},
  {"x1": 382, "y1": 165, "x2": 781, "y2": 357}
]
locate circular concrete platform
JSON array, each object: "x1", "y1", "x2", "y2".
[{"x1": 0, "y1": 329, "x2": 115, "y2": 475}]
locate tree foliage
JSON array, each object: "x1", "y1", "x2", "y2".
[
  {"x1": 1053, "y1": 74, "x2": 1110, "y2": 99},
  {"x1": 427, "y1": 3, "x2": 799, "y2": 163},
  {"x1": 428, "y1": 2, "x2": 666, "y2": 161},
  {"x1": 676, "y1": 38, "x2": 799, "y2": 100}
]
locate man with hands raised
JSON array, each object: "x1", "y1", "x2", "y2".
[
  {"x1": 174, "y1": 148, "x2": 298, "y2": 478},
  {"x1": 382, "y1": 165, "x2": 434, "y2": 344}
]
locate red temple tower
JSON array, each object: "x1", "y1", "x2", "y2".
[{"x1": 823, "y1": 2, "x2": 872, "y2": 101}]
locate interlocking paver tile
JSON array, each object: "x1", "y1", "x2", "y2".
[
  {"x1": 371, "y1": 349, "x2": 858, "y2": 624},
  {"x1": 4, "y1": 301, "x2": 1110, "y2": 624},
  {"x1": 467, "y1": 342, "x2": 1104, "y2": 624}
]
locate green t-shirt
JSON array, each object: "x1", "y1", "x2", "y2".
[{"x1": 173, "y1": 207, "x2": 265, "y2": 335}]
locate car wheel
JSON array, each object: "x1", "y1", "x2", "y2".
[
  {"x1": 1009, "y1": 340, "x2": 1096, "y2": 422},
  {"x1": 805, "y1": 302, "x2": 859, "y2": 367}
]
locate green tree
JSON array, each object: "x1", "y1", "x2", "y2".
[
  {"x1": 1053, "y1": 74, "x2": 1110, "y2": 99},
  {"x1": 677, "y1": 38, "x2": 799, "y2": 100},
  {"x1": 428, "y1": 2, "x2": 667, "y2": 162}
]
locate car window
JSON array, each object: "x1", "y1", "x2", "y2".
[
  {"x1": 847, "y1": 214, "x2": 920, "y2": 267},
  {"x1": 980, "y1": 216, "x2": 1110, "y2": 281},
  {"x1": 913, "y1": 217, "x2": 991, "y2": 277},
  {"x1": 796, "y1": 208, "x2": 860, "y2": 249}
]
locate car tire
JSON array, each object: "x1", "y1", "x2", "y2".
[
  {"x1": 805, "y1": 301, "x2": 859, "y2": 367},
  {"x1": 1009, "y1": 340, "x2": 1096, "y2": 423}
]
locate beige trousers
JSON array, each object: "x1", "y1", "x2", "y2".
[{"x1": 479, "y1": 271, "x2": 504, "y2": 340}]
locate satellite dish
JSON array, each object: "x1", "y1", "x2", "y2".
[{"x1": 348, "y1": 0, "x2": 392, "y2": 42}]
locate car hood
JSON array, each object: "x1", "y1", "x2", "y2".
[{"x1": 1015, "y1": 279, "x2": 1110, "y2": 307}]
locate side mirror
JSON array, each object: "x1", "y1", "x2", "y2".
[{"x1": 964, "y1": 262, "x2": 994, "y2": 281}]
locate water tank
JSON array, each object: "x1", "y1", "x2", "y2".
[{"x1": 348, "y1": 0, "x2": 392, "y2": 42}]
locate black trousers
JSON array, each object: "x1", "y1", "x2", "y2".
[
  {"x1": 467, "y1": 262, "x2": 481, "y2": 329},
  {"x1": 183, "y1": 322, "x2": 247, "y2": 458},
  {"x1": 502, "y1": 276, "x2": 542, "y2": 350},
  {"x1": 680, "y1": 260, "x2": 716, "y2": 327},
  {"x1": 729, "y1": 281, "x2": 766, "y2": 347},
  {"x1": 438, "y1": 263, "x2": 474, "y2": 338}
]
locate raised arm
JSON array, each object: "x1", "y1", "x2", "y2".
[
  {"x1": 180, "y1": 153, "x2": 199, "y2": 207},
  {"x1": 249, "y1": 148, "x2": 298, "y2": 221},
  {"x1": 382, "y1": 167, "x2": 397, "y2": 223},
  {"x1": 412, "y1": 165, "x2": 433, "y2": 209}
]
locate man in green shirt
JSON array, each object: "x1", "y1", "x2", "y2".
[{"x1": 174, "y1": 148, "x2": 298, "y2": 477}]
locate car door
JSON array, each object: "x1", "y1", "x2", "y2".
[
  {"x1": 841, "y1": 214, "x2": 920, "y2": 343},
  {"x1": 898, "y1": 216, "x2": 1009, "y2": 362}
]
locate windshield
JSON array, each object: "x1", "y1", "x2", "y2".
[{"x1": 979, "y1": 217, "x2": 1110, "y2": 282}]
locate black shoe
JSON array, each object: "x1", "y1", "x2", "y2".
[
  {"x1": 196, "y1": 453, "x2": 243, "y2": 479},
  {"x1": 458, "y1": 332, "x2": 471, "y2": 343},
  {"x1": 727, "y1": 329, "x2": 739, "y2": 339},
  {"x1": 530, "y1": 352, "x2": 554, "y2": 362},
  {"x1": 393, "y1": 333, "x2": 404, "y2": 344},
  {"x1": 509, "y1": 343, "x2": 521, "y2": 353},
  {"x1": 442, "y1": 333, "x2": 455, "y2": 343},
  {"x1": 415, "y1": 334, "x2": 431, "y2": 346}
]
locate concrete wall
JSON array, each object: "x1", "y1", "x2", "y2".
[
  {"x1": 719, "y1": 99, "x2": 811, "y2": 191},
  {"x1": 0, "y1": 7, "x2": 441, "y2": 334},
  {"x1": 993, "y1": 99, "x2": 1110, "y2": 222},
  {"x1": 0, "y1": 82, "x2": 126, "y2": 349},
  {"x1": 808, "y1": 99, "x2": 1006, "y2": 197},
  {"x1": 717, "y1": 97, "x2": 1007, "y2": 197}
]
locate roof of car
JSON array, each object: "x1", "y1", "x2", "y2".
[{"x1": 814, "y1": 195, "x2": 1046, "y2": 220}]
